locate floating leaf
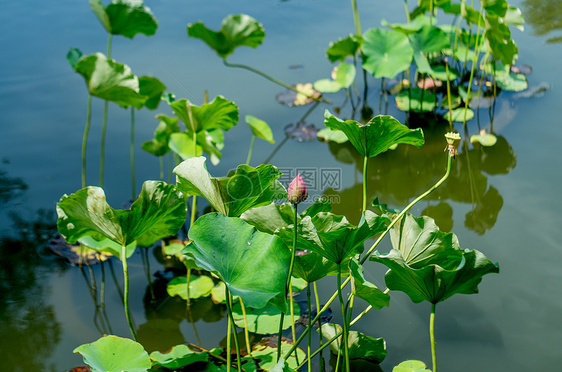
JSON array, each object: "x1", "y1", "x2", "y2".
[
  {"x1": 395, "y1": 88, "x2": 437, "y2": 112},
  {"x1": 470, "y1": 132, "x2": 497, "y2": 146},
  {"x1": 314, "y1": 79, "x2": 343, "y2": 93},
  {"x1": 284, "y1": 122, "x2": 318, "y2": 142},
  {"x1": 445, "y1": 108, "x2": 474, "y2": 122},
  {"x1": 362, "y1": 28, "x2": 413, "y2": 79},
  {"x1": 324, "y1": 111, "x2": 424, "y2": 158},
  {"x1": 74, "y1": 53, "x2": 147, "y2": 108},
  {"x1": 326, "y1": 34, "x2": 363, "y2": 62},
  {"x1": 150, "y1": 344, "x2": 208, "y2": 369},
  {"x1": 252, "y1": 338, "x2": 306, "y2": 371},
  {"x1": 174, "y1": 157, "x2": 286, "y2": 217},
  {"x1": 393, "y1": 360, "x2": 431, "y2": 372},
  {"x1": 276, "y1": 83, "x2": 321, "y2": 107},
  {"x1": 74, "y1": 335, "x2": 151, "y2": 372},
  {"x1": 441, "y1": 95, "x2": 462, "y2": 110},
  {"x1": 231, "y1": 302, "x2": 300, "y2": 334},
  {"x1": 349, "y1": 258, "x2": 390, "y2": 310},
  {"x1": 185, "y1": 213, "x2": 290, "y2": 310},
  {"x1": 246, "y1": 115, "x2": 274, "y2": 143},
  {"x1": 90, "y1": 0, "x2": 158, "y2": 38},
  {"x1": 319, "y1": 323, "x2": 387, "y2": 363},
  {"x1": 56, "y1": 181, "x2": 186, "y2": 252},
  {"x1": 370, "y1": 214, "x2": 499, "y2": 304},
  {"x1": 167, "y1": 275, "x2": 215, "y2": 300},
  {"x1": 187, "y1": 14, "x2": 265, "y2": 59}
]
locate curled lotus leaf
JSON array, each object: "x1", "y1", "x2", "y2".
[
  {"x1": 319, "y1": 323, "x2": 387, "y2": 363},
  {"x1": 90, "y1": 0, "x2": 158, "y2": 39}
]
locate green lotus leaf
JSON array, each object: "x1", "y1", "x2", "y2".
[
  {"x1": 56, "y1": 181, "x2": 187, "y2": 251},
  {"x1": 428, "y1": 64, "x2": 459, "y2": 81},
  {"x1": 349, "y1": 258, "x2": 390, "y2": 310},
  {"x1": 184, "y1": 213, "x2": 291, "y2": 310},
  {"x1": 142, "y1": 114, "x2": 180, "y2": 157},
  {"x1": 362, "y1": 28, "x2": 413, "y2": 79},
  {"x1": 503, "y1": 6, "x2": 525, "y2": 31},
  {"x1": 170, "y1": 96, "x2": 238, "y2": 134},
  {"x1": 335, "y1": 62, "x2": 357, "y2": 88},
  {"x1": 317, "y1": 127, "x2": 349, "y2": 143},
  {"x1": 410, "y1": 25, "x2": 451, "y2": 54},
  {"x1": 393, "y1": 360, "x2": 431, "y2": 372},
  {"x1": 441, "y1": 95, "x2": 462, "y2": 110},
  {"x1": 74, "y1": 335, "x2": 151, "y2": 372},
  {"x1": 252, "y1": 339, "x2": 306, "y2": 371},
  {"x1": 167, "y1": 275, "x2": 215, "y2": 300},
  {"x1": 371, "y1": 214, "x2": 499, "y2": 304},
  {"x1": 74, "y1": 53, "x2": 147, "y2": 108},
  {"x1": 471, "y1": 133, "x2": 497, "y2": 146},
  {"x1": 445, "y1": 108, "x2": 474, "y2": 122},
  {"x1": 482, "y1": 0, "x2": 509, "y2": 17},
  {"x1": 90, "y1": 0, "x2": 158, "y2": 38},
  {"x1": 138, "y1": 76, "x2": 166, "y2": 110},
  {"x1": 231, "y1": 301, "x2": 299, "y2": 334},
  {"x1": 326, "y1": 34, "x2": 363, "y2": 62},
  {"x1": 314, "y1": 78, "x2": 343, "y2": 93},
  {"x1": 292, "y1": 251, "x2": 340, "y2": 283},
  {"x1": 395, "y1": 88, "x2": 437, "y2": 112},
  {"x1": 174, "y1": 157, "x2": 286, "y2": 217},
  {"x1": 150, "y1": 344, "x2": 209, "y2": 369},
  {"x1": 187, "y1": 14, "x2": 265, "y2": 59},
  {"x1": 319, "y1": 323, "x2": 387, "y2": 363},
  {"x1": 246, "y1": 115, "x2": 274, "y2": 143},
  {"x1": 67, "y1": 47, "x2": 83, "y2": 69},
  {"x1": 324, "y1": 111, "x2": 424, "y2": 158},
  {"x1": 78, "y1": 235, "x2": 136, "y2": 259},
  {"x1": 485, "y1": 14, "x2": 518, "y2": 65},
  {"x1": 382, "y1": 15, "x2": 435, "y2": 35},
  {"x1": 169, "y1": 132, "x2": 203, "y2": 160},
  {"x1": 279, "y1": 210, "x2": 388, "y2": 264}
]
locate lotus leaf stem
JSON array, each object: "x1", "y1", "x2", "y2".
[
  {"x1": 362, "y1": 155, "x2": 368, "y2": 213},
  {"x1": 81, "y1": 95, "x2": 92, "y2": 188},
  {"x1": 122, "y1": 245, "x2": 138, "y2": 341},
  {"x1": 130, "y1": 107, "x2": 136, "y2": 199},
  {"x1": 100, "y1": 100, "x2": 108, "y2": 188},
  {"x1": 431, "y1": 303, "x2": 437, "y2": 372},
  {"x1": 337, "y1": 263, "x2": 351, "y2": 372},
  {"x1": 225, "y1": 285, "x2": 242, "y2": 372},
  {"x1": 246, "y1": 135, "x2": 255, "y2": 165},
  {"x1": 239, "y1": 298, "x2": 253, "y2": 358}
]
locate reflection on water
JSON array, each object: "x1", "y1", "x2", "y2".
[
  {"x1": 324, "y1": 125, "x2": 516, "y2": 234},
  {"x1": 523, "y1": 0, "x2": 562, "y2": 43}
]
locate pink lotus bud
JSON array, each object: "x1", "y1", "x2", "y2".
[{"x1": 287, "y1": 173, "x2": 308, "y2": 204}]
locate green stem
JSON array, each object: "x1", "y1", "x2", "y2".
[
  {"x1": 404, "y1": 0, "x2": 411, "y2": 23},
  {"x1": 100, "y1": 99, "x2": 108, "y2": 188},
  {"x1": 122, "y1": 245, "x2": 137, "y2": 341},
  {"x1": 159, "y1": 156, "x2": 164, "y2": 180},
  {"x1": 351, "y1": 0, "x2": 362, "y2": 36},
  {"x1": 463, "y1": 7, "x2": 485, "y2": 126},
  {"x1": 314, "y1": 281, "x2": 325, "y2": 371},
  {"x1": 337, "y1": 263, "x2": 351, "y2": 372},
  {"x1": 239, "y1": 298, "x2": 253, "y2": 358},
  {"x1": 306, "y1": 282, "x2": 312, "y2": 372},
  {"x1": 246, "y1": 135, "x2": 255, "y2": 165},
  {"x1": 82, "y1": 94, "x2": 92, "y2": 188},
  {"x1": 107, "y1": 33, "x2": 112, "y2": 59},
  {"x1": 225, "y1": 285, "x2": 242, "y2": 372},
  {"x1": 362, "y1": 155, "x2": 368, "y2": 213},
  {"x1": 227, "y1": 305, "x2": 232, "y2": 372},
  {"x1": 430, "y1": 303, "x2": 437, "y2": 372},
  {"x1": 130, "y1": 107, "x2": 136, "y2": 200},
  {"x1": 223, "y1": 59, "x2": 328, "y2": 103},
  {"x1": 445, "y1": 62, "x2": 454, "y2": 130}
]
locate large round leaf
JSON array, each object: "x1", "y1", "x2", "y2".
[
  {"x1": 187, "y1": 14, "x2": 265, "y2": 59},
  {"x1": 361, "y1": 28, "x2": 413, "y2": 79},
  {"x1": 74, "y1": 53, "x2": 147, "y2": 108},
  {"x1": 90, "y1": 0, "x2": 158, "y2": 38},
  {"x1": 174, "y1": 157, "x2": 287, "y2": 217},
  {"x1": 324, "y1": 111, "x2": 424, "y2": 158},
  {"x1": 74, "y1": 335, "x2": 151, "y2": 372},
  {"x1": 184, "y1": 213, "x2": 291, "y2": 310},
  {"x1": 56, "y1": 181, "x2": 187, "y2": 251}
]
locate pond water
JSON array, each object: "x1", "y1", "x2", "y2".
[{"x1": 1, "y1": 0, "x2": 561, "y2": 371}]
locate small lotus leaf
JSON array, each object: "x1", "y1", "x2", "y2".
[
  {"x1": 187, "y1": 14, "x2": 265, "y2": 59},
  {"x1": 484, "y1": 14, "x2": 518, "y2": 66},
  {"x1": 252, "y1": 338, "x2": 306, "y2": 371},
  {"x1": 335, "y1": 62, "x2": 356, "y2": 88},
  {"x1": 314, "y1": 79, "x2": 343, "y2": 93},
  {"x1": 74, "y1": 335, "x2": 151, "y2": 372},
  {"x1": 349, "y1": 259, "x2": 390, "y2": 310},
  {"x1": 292, "y1": 251, "x2": 340, "y2": 283},
  {"x1": 170, "y1": 96, "x2": 238, "y2": 134},
  {"x1": 395, "y1": 88, "x2": 437, "y2": 112},
  {"x1": 471, "y1": 133, "x2": 497, "y2": 146},
  {"x1": 317, "y1": 127, "x2": 349, "y2": 143},
  {"x1": 482, "y1": 0, "x2": 509, "y2": 17},
  {"x1": 382, "y1": 16, "x2": 435, "y2": 35},
  {"x1": 246, "y1": 115, "x2": 274, "y2": 143},
  {"x1": 326, "y1": 34, "x2": 363, "y2": 62},
  {"x1": 169, "y1": 132, "x2": 203, "y2": 159},
  {"x1": 184, "y1": 213, "x2": 291, "y2": 310},
  {"x1": 90, "y1": 0, "x2": 158, "y2": 38},
  {"x1": 138, "y1": 76, "x2": 166, "y2": 110},
  {"x1": 441, "y1": 95, "x2": 462, "y2": 110},
  {"x1": 74, "y1": 53, "x2": 147, "y2": 108},
  {"x1": 231, "y1": 301, "x2": 300, "y2": 334},
  {"x1": 150, "y1": 344, "x2": 208, "y2": 369},
  {"x1": 393, "y1": 360, "x2": 431, "y2": 372},
  {"x1": 142, "y1": 114, "x2": 180, "y2": 156},
  {"x1": 362, "y1": 28, "x2": 413, "y2": 79},
  {"x1": 56, "y1": 181, "x2": 186, "y2": 251},
  {"x1": 67, "y1": 48, "x2": 83, "y2": 69},
  {"x1": 174, "y1": 157, "x2": 286, "y2": 217},
  {"x1": 167, "y1": 275, "x2": 215, "y2": 300},
  {"x1": 504, "y1": 6, "x2": 525, "y2": 31},
  {"x1": 428, "y1": 64, "x2": 459, "y2": 81},
  {"x1": 445, "y1": 108, "x2": 474, "y2": 122},
  {"x1": 319, "y1": 323, "x2": 387, "y2": 363},
  {"x1": 324, "y1": 111, "x2": 424, "y2": 158}
]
